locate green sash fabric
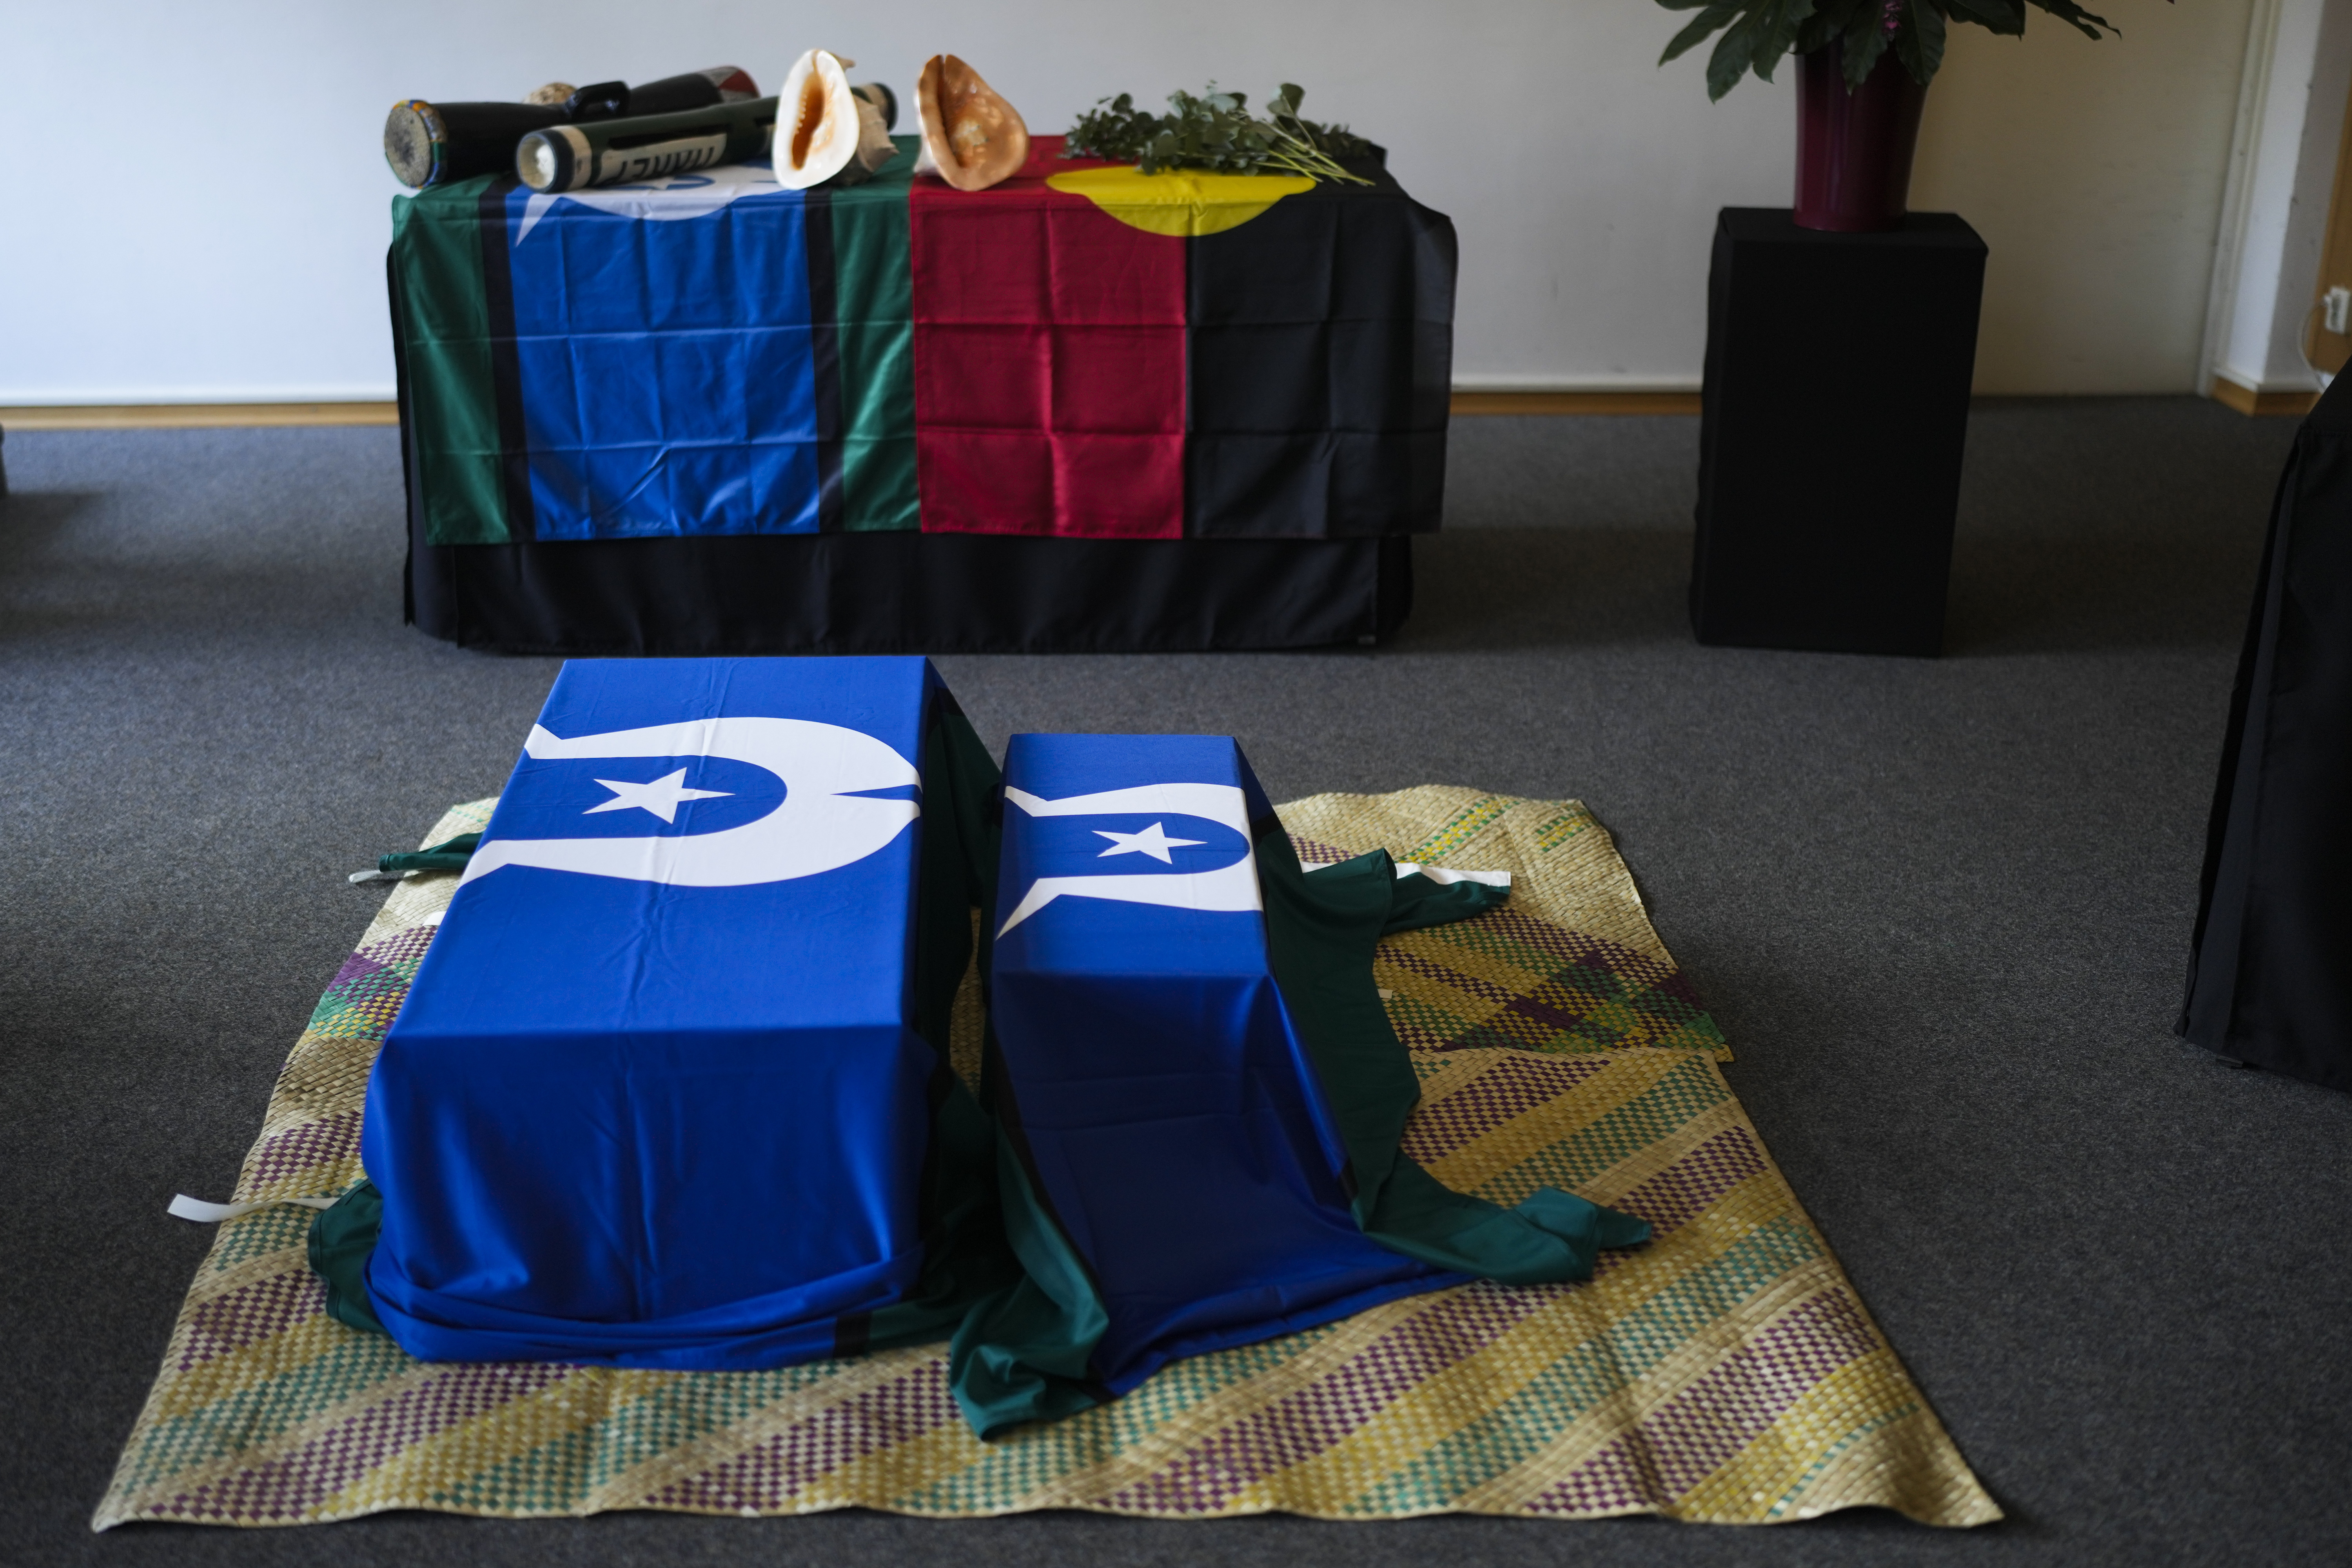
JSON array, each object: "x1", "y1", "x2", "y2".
[
  {"x1": 310, "y1": 1181, "x2": 387, "y2": 1334},
  {"x1": 1257, "y1": 841, "x2": 1653, "y2": 1284},
  {"x1": 374, "y1": 833, "x2": 481, "y2": 877}
]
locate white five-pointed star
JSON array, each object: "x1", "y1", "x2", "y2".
[
  {"x1": 1093, "y1": 821, "x2": 1205, "y2": 864},
  {"x1": 585, "y1": 768, "x2": 731, "y2": 824}
]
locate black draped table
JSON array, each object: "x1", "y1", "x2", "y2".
[{"x1": 392, "y1": 134, "x2": 1450, "y2": 653}]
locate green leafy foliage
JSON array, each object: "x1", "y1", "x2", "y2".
[
  {"x1": 1658, "y1": 0, "x2": 2135, "y2": 100},
  {"x1": 1064, "y1": 83, "x2": 1375, "y2": 184}
]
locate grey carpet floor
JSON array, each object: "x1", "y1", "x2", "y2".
[{"x1": 3, "y1": 400, "x2": 2345, "y2": 1567}]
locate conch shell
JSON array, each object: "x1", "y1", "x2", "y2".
[
  {"x1": 914, "y1": 55, "x2": 1029, "y2": 191},
  {"x1": 775, "y1": 49, "x2": 897, "y2": 190}
]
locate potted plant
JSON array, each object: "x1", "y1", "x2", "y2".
[{"x1": 1655, "y1": 0, "x2": 2125, "y2": 231}]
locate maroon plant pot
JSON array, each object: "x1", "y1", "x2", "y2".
[{"x1": 1794, "y1": 40, "x2": 1928, "y2": 233}]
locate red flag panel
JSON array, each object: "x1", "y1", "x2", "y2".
[{"x1": 910, "y1": 141, "x2": 1186, "y2": 538}]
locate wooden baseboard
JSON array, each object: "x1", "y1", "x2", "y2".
[
  {"x1": 2206, "y1": 377, "x2": 2319, "y2": 417},
  {"x1": 1450, "y1": 390, "x2": 1702, "y2": 416},
  {"x1": 0, "y1": 401, "x2": 400, "y2": 430}
]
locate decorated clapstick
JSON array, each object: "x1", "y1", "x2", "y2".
[
  {"x1": 383, "y1": 67, "x2": 760, "y2": 189},
  {"x1": 515, "y1": 56, "x2": 895, "y2": 194}
]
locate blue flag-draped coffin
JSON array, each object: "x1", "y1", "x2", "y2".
[
  {"x1": 329, "y1": 670, "x2": 1648, "y2": 1428},
  {"x1": 357, "y1": 656, "x2": 991, "y2": 1366},
  {"x1": 975, "y1": 734, "x2": 1460, "y2": 1406}
]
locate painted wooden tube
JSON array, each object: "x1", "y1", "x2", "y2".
[
  {"x1": 386, "y1": 101, "x2": 565, "y2": 189},
  {"x1": 564, "y1": 66, "x2": 760, "y2": 124},
  {"x1": 386, "y1": 68, "x2": 759, "y2": 190},
  {"x1": 517, "y1": 96, "x2": 781, "y2": 193}
]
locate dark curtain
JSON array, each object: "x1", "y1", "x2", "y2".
[{"x1": 2179, "y1": 374, "x2": 2352, "y2": 1092}]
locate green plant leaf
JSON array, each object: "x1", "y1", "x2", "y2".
[
  {"x1": 1662, "y1": 3, "x2": 1743, "y2": 65},
  {"x1": 1945, "y1": 0, "x2": 2026, "y2": 33},
  {"x1": 1841, "y1": 7, "x2": 1893, "y2": 85},
  {"x1": 1896, "y1": 0, "x2": 1947, "y2": 83},
  {"x1": 1794, "y1": 0, "x2": 1863, "y2": 56},
  {"x1": 1750, "y1": 0, "x2": 1818, "y2": 83},
  {"x1": 1706, "y1": 7, "x2": 1773, "y2": 99},
  {"x1": 1661, "y1": 0, "x2": 2126, "y2": 98},
  {"x1": 2025, "y1": 0, "x2": 2120, "y2": 40}
]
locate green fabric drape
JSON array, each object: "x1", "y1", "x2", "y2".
[
  {"x1": 1258, "y1": 840, "x2": 1653, "y2": 1284},
  {"x1": 375, "y1": 833, "x2": 481, "y2": 877},
  {"x1": 310, "y1": 1181, "x2": 385, "y2": 1334},
  {"x1": 944, "y1": 1138, "x2": 1116, "y2": 1434}
]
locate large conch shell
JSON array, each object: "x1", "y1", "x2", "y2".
[
  {"x1": 775, "y1": 49, "x2": 896, "y2": 190},
  {"x1": 914, "y1": 55, "x2": 1029, "y2": 191}
]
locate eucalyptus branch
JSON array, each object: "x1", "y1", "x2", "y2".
[{"x1": 1065, "y1": 82, "x2": 1374, "y2": 184}]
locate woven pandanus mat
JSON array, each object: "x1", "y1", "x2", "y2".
[{"x1": 94, "y1": 789, "x2": 1997, "y2": 1530}]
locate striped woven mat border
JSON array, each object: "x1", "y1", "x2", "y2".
[{"x1": 94, "y1": 788, "x2": 1996, "y2": 1529}]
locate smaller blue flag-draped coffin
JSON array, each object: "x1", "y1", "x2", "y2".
[
  {"x1": 988, "y1": 733, "x2": 1457, "y2": 1392},
  {"x1": 361, "y1": 656, "x2": 953, "y2": 1367}
]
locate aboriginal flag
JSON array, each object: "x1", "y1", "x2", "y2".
[{"x1": 390, "y1": 137, "x2": 1454, "y2": 544}]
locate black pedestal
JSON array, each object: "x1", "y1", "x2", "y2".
[{"x1": 1691, "y1": 209, "x2": 1986, "y2": 656}]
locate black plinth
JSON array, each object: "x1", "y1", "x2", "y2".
[{"x1": 1691, "y1": 208, "x2": 1986, "y2": 656}]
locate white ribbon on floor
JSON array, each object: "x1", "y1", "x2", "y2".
[
  {"x1": 1303, "y1": 860, "x2": 1512, "y2": 886},
  {"x1": 167, "y1": 1194, "x2": 339, "y2": 1223}
]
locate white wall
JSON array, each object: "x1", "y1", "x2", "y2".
[
  {"x1": 2204, "y1": 0, "x2": 2352, "y2": 396},
  {"x1": 1914, "y1": 0, "x2": 2259, "y2": 393},
  {"x1": 0, "y1": 0, "x2": 2258, "y2": 401}
]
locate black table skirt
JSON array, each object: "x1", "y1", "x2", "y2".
[
  {"x1": 405, "y1": 506, "x2": 1412, "y2": 655},
  {"x1": 2179, "y1": 375, "x2": 2352, "y2": 1091}
]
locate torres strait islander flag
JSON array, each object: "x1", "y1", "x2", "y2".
[
  {"x1": 390, "y1": 136, "x2": 1454, "y2": 544},
  {"x1": 955, "y1": 733, "x2": 1653, "y2": 1436},
  {"x1": 339, "y1": 657, "x2": 1012, "y2": 1370}
]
